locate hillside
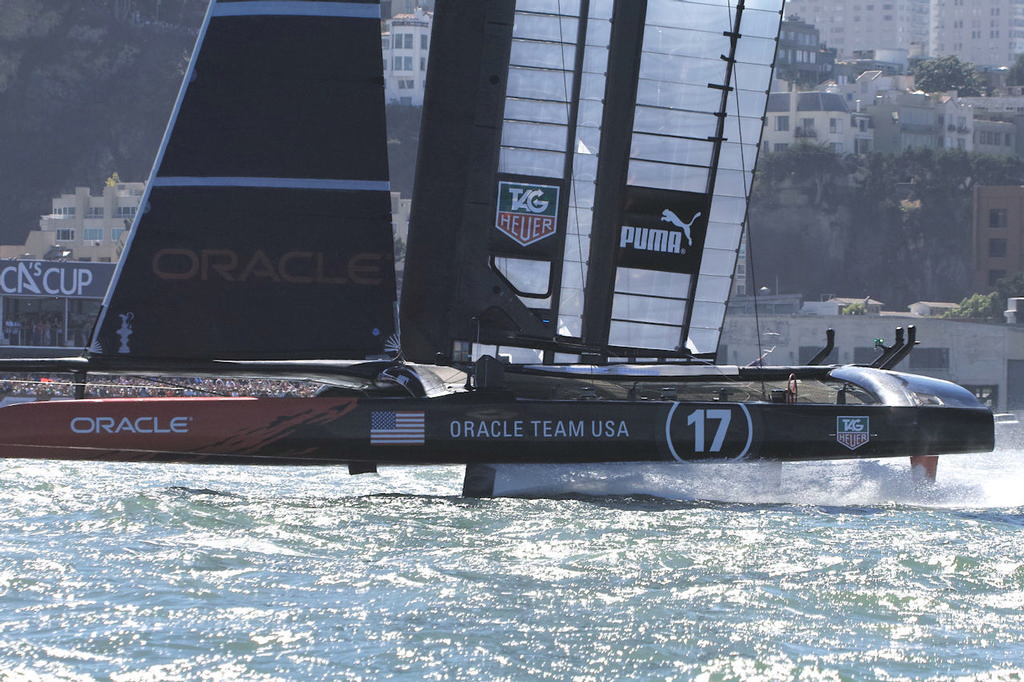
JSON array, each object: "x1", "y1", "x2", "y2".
[
  {"x1": 0, "y1": 0, "x2": 210, "y2": 243},
  {"x1": 0, "y1": 0, "x2": 422, "y2": 246}
]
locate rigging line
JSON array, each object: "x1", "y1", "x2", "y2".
[{"x1": 726, "y1": 0, "x2": 769, "y2": 397}]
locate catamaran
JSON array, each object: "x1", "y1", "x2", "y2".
[{"x1": 0, "y1": 0, "x2": 993, "y2": 496}]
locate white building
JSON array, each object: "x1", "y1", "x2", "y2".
[
  {"x1": 721, "y1": 312, "x2": 1024, "y2": 411},
  {"x1": 383, "y1": 9, "x2": 432, "y2": 106},
  {"x1": 782, "y1": 0, "x2": 930, "y2": 58},
  {"x1": 1, "y1": 181, "x2": 145, "y2": 263},
  {"x1": 930, "y1": 0, "x2": 1024, "y2": 69},
  {"x1": 761, "y1": 90, "x2": 862, "y2": 154}
]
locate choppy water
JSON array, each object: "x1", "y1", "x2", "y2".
[{"x1": 1, "y1": 442, "x2": 1023, "y2": 680}]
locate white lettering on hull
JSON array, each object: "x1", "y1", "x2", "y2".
[
  {"x1": 70, "y1": 416, "x2": 192, "y2": 434},
  {"x1": 449, "y1": 419, "x2": 629, "y2": 439}
]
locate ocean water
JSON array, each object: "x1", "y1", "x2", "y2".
[{"x1": 0, "y1": 443, "x2": 1022, "y2": 681}]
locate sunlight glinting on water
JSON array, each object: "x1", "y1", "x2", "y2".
[{"x1": 0, "y1": 449, "x2": 1022, "y2": 679}]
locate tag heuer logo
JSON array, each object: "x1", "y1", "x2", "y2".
[
  {"x1": 836, "y1": 416, "x2": 870, "y2": 450},
  {"x1": 495, "y1": 181, "x2": 559, "y2": 246}
]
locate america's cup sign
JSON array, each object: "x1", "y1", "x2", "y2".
[
  {"x1": 0, "y1": 260, "x2": 113, "y2": 298},
  {"x1": 495, "y1": 181, "x2": 560, "y2": 247}
]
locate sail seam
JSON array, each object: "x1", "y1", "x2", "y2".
[
  {"x1": 212, "y1": 2, "x2": 380, "y2": 19},
  {"x1": 152, "y1": 177, "x2": 391, "y2": 192}
]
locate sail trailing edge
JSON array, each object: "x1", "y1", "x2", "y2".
[
  {"x1": 402, "y1": 0, "x2": 782, "y2": 364},
  {"x1": 91, "y1": 0, "x2": 397, "y2": 361}
]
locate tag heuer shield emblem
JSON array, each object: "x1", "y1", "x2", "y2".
[
  {"x1": 495, "y1": 181, "x2": 559, "y2": 246},
  {"x1": 836, "y1": 416, "x2": 870, "y2": 450}
]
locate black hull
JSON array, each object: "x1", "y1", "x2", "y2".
[
  {"x1": 0, "y1": 361, "x2": 995, "y2": 496},
  {"x1": 0, "y1": 393, "x2": 993, "y2": 466}
]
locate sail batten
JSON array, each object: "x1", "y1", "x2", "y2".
[
  {"x1": 152, "y1": 177, "x2": 391, "y2": 192},
  {"x1": 212, "y1": 2, "x2": 381, "y2": 18}
]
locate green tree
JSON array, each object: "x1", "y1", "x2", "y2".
[
  {"x1": 944, "y1": 273, "x2": 1024, "y2": 320},
  {"x1": 994, "y1": 271, "x2": 1024, "y2": 302},
  {"x1": 911, "y1": 55, "x2": 984, "y2": 96},
  {"x1": 1007, "y1": 54, "x2": 1024, "y2": 86},
  {"x1": 944, "y1": 292, "x2": 1001, "y2": 320},
  {"x1": 842, "y1": 301, "x2": 867, "y2": 315}
]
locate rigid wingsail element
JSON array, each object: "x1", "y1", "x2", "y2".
[
  {"x1": 91, "y1": 0, "x2": 397, "y2": 362},
  {"x1": 402, "y1": 0, "x2": 780, "y2": 364}
]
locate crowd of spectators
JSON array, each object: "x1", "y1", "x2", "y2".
[
  {"x1": 3, "y1": 316, "x2": 66, "y2": 347},
  {"x1": 0, "y1": 375, "x2": 321, "y2": 399}
]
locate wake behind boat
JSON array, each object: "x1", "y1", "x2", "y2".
[{"x1": 0, "y1": 0, "x2": 993, "y2": 496}]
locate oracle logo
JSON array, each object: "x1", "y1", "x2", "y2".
[{"x1": 70, "y1": 416, "x2": 192, "y2": 434}]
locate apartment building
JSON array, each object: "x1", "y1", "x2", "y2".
[
  {"x1": 973, "y1": 185, "x2": 1024, "y2": 291},
  {"x1": 761, "y1": 91, "x2": 865, "y2": 154},
  {"x1": 0, "y1": 182, "x2": 144, "y2": 263},
  {"x1": 931, "y1": 0, "x2": 1024, "y2": 69},
  {"x1": 782, "y1": 0, "x2": 930, "y2": 58},
  {"x1": 383, "y1": 9, "x2": 432, "y2": 106}
]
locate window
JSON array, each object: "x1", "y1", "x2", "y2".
[
  {"x1": 775, "y1": 115, "x2": 789, "y2": 131},
  {"x1": 962, "y1": 385, "x2": 997, "y2": 409},
  {"x1": 111, "y1": 227, "x2": 126, "y2": 242},
  {"x1": 53, "y1": 206, "x2": 75, "y2": 217},
  {"x1": 909, "y1": 347, "x2": 949, "y2": 371},
  {"x1": 83, "y1": 228, "x2": 103, "y2": 242},
  {"x1": 421, "y1": 34, "x2": 428, "y2": 50},
  {"x1": 990, "y1": 208, "x2": 1008, "y2": 228},
  {"x1": 393, "y1": 56, "x2": 403, "y2": 71},
  {"x1": 853, "y1": 347, "x2": 878, "y2": 364},
  {"x1": 56, "y1": 228, "x2": 74, "y2": 241},
  {"x1": 87, "y1": 206, "x2": 103, "y2": 218},
  {"x1": 829, "y1": 117, "x2": 842, "y2": 133},
  {"x1": 404, "y1": 34, "x2": 413, "y2": 49},
  {"x1": 115, "y1": 206, "x2": 136, "y2": 219},
  {"x1": 404, "y1": 56, "x2": 413, "y2": 71},
  {"x1": 773, "y1": 143, "x2": 790, "y2": 152},
  {"x1": 989, "y1": 238, "x2": 1007, "y2": 258}
]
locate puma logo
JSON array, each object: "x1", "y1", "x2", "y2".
[{"x1": 660, "y1": 209, "x2": 701, "y2": 245}]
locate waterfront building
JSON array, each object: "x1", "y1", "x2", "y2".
[{"x1": 0, "y1": 182, "x2": 143, "y2": 263}]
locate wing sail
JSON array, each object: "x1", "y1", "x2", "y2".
[
  {"x1": 91, "y1": 0, "x2": 397, "y2": 361},
  {"x1": 402, "y1": 0, "x2": 781, "y2": 363}
]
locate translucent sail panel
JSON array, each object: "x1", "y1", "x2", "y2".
[
  {"x1": 557, "y1": 10, "x2": 611, "y2": 341},
  {"x1": 608, "y1": 268, "x2": 690, "y2": 351},
  {"x1": 628, "y1": 0, "x2": 738, "y2": 195},
  {"x1": 558, "y1": 180, "x2": 593, "y2": 338},
  {"x1": 499, "y1": 9, "x2": 581, "y2": 178},
  {"x1": 688, "y1": 246, "x2": 737, "y2": 353},
  {"x1": 493, "y1": 258, "x2": 551, "y2": 297}
]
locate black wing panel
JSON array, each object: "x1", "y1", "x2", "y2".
[{"x1": 91, "y1": 0, "x2": 396, "y2": 361}]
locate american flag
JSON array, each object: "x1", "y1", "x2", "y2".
[{"x1": 370, "y1": 411, "x2": 425, "y2": 445}]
